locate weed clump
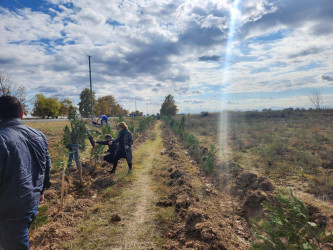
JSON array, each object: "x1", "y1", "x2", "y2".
[
  {"x1": 30, "y1": 205, "x2": 49, "y2": 230},
  {"x1": 252, "y1": 190, "x2": 332, "y2": 249}
]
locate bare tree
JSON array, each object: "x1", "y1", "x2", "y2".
[
  {"x1": 308, "y1": 90, "x2": 323, "y2": 110},
  {"x1": 0, "y1": 72, "x2": 28, "y2": 115}
]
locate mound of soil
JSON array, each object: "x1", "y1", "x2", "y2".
[
  {"x1": 30, "y1": 198, "x2": 94, "y2": 249},
  {"x1": 307, "y1": 203, "x2": 328, "y2": 228},
  {"x1": 91, "y1": 176, "x2": 115, "y2": 190},
  {"x1": 157, "y1": 126, "x2": 251, "y2": 249},
  {"x1": 220, "y1": 164, "x2": 276, "y2": 219},
  {"x1": 109, "y1": 213, "x2": 121, "y2": 223},
  {"x1": 223, "y1": 162, "x2": 330, "y2": 230}
]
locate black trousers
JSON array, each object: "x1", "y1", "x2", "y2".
[
  {"x1": 104, "y1": 153, "x2": 115, "y2": 164},
  {"x1": 113, "y1": 150, "x2": 132, "y2": 171}
]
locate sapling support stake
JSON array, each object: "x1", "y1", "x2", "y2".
[
  {"x1": 94, "y1": 148, "x2": 97, "y2": 168},
  {"x1": 76, "y1": 148, "x2": 83, "y2": 186},
  {"x1": 60, "y1": 157, "x2": 67, "y2": 211}
]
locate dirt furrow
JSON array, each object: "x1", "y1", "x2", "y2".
[{"x1": 154, "y1": 123, "x2": 252, "y2": 249}]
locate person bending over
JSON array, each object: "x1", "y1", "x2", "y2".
[
  {"x1": 95, "y1": 134, "x2": 118, "y2": 169},
  {"x1": 97, "y1": 115, "x2": 109, "y2": 126},
  {"x1": 0, "y1": 96, "x2": 51, "y2": 250},
  {"x1": 109, "y1": 122, "x2": 133, "y2": 174}
]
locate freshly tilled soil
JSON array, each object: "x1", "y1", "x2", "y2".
[{"x1": 29, "y1": 129, "x2": 149, "y2": 250}]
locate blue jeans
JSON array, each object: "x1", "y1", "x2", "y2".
[
  {"x1": 67, "y1": 144, "x2": 79, "y2": 167},
  {"x1": 101, "y1": 118, "x2": 108, "y2": 126},
  {"x1": 0, "y1": 204, "x2": 39, "y2": 250}
]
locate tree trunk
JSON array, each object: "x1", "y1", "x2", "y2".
[
  {"x1": 76, "y1": 148, "x2": 83, "y2": 186},
  {"x1": 60, "y1": 164, "x2": 66, "y2": 211}
]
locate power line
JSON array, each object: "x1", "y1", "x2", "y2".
[
  {"x1": 13, "y1": 0, "x2": 25, "y2": 8},
  {"x1": 12, "y1": 0, "x2": 59, "y2": 34},
  {"x1": 88, "y1": 55, "x2": 93, "y2": 123}
]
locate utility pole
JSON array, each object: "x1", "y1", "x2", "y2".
[
  {"x1": 88, "y1": 56, "x2": 93, "y2": 123},
  {"x1": 135, "y1": 98, "x2": 137, "y2": 111}
]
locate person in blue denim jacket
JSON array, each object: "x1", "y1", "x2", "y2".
[{"x1": 0, "y1": 96, "x2": 51, "y2": 250}]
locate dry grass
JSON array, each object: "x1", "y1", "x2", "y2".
[
  {"x1": 182, "y1": 111, "x2": 333, "y2": 215},
  {"x1": 24, "y1": 120, "x2": 70, "y2": 168}
]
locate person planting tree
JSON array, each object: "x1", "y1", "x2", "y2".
[
  {"x1": 65, "y1": 129, "x2": 83, "y2": 169},
  {"x1": 94, "y1": 134, "x2": 118, "y2": 170},
  {"x1": 62, "y1": 110, "x2": 100, "y2": 169},
  {"x1": 109, "y1": 122, "x2": 133, "y2": 174},
  {"x1": 97, "y1": 114, "x2": 109, "y2": 126},
  {"x1": 0, "y1": 96, "x2": 51, "y2": 249}
]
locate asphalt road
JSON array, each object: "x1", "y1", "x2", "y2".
[
  {"x1": 23, "y1": 118, "x2": 69, "y2": 123},
  {"x1": 23, "y1": 117, "x2": 121, "y2": 123}
]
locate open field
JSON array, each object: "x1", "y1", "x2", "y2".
[
  {"x1": 182, "y1": 111, "x2": 333, "y2": 215},
  {"x1": 24, "y1": 120, "x2": 70, "y2": 166},
  {"x1": 22, "y1": 113, "x2": 333, "y2": 249}
]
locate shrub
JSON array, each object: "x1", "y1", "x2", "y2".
[
  {"x1": 201, "y1": 111, "x2": 209, "y2": 117},
  {"x1": 30, "y1": 205, "x2": 49, "y2": 230},
  {"x1": 163, "y1": 115, "x2": 217, "y2": 174},
  {"x1": 117, "y1": 115, "x2": 125, "y2": 122},
  {"x1": 137, "y1": 116, "x2": 155, "y2": 132},
  {"x1": 252, "y1": 190, "x2": 329, "y2": 249},
  {"x1": 128, "y1": 121, "x2": 135, "y2": 137},
  {"x1": 101, "y1": 124, "x2": 116, "y2": 138},
  {"x1": 203, "y1": 144, "x2": 217, "y2": 174}
]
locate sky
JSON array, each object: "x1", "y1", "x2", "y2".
[{"x1": 0, "y1": 0, "x2": 332, "y2": 113}]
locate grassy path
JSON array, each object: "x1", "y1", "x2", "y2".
[{"x1": 69, "y1": 121, "x2": 163, "y2": 249}]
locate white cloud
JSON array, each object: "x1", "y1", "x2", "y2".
[{"x1": 0, "y1": 0, "x2": 332, "y2": 113}]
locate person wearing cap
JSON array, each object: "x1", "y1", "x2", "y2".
[
  {"x1": 109, "y1": 122, "x2": 133, "y2": 174},
  {"x1": 97, "y1": 115, "x2": 109, "y2": 126},
  {"x1": 0, "y1": 96, "x2": 51, "y2": 250},
  {"x1": 95, "y1": 134, "x2": 118, "y2": 168}
]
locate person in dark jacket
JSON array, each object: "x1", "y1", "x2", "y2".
[
  {"x1": 109, "y1": 122, "x2": 133, "y2": 174},
  {"x1": 0, "y1": 96, "x2": 51, "y2": 250},
  {"x1": 95, "y1": 134, "x2": 118, "y2": 168}
]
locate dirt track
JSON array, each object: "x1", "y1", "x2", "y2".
[{"x1": 156, "y1": 123, "x2": 252, "y2": 249}]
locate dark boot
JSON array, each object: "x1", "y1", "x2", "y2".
[{"x1": 127, "y1": 163, "x2": 132, "y2": 174}]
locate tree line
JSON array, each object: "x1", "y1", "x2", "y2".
[
  {"x1": 32, "y1": 88, "x2": 130, "y2": 119},
  {"x1": 31, "y1": 90, "x2": 180, "y2": 119},
  {"x1": 1, "y1": 71, "x2": 327, "y2": 119},
  {"x1": 78, "y1": 88, "x2": 129, "y2": 118},
  {"x1": 32, "y1": 94, "x2": 73, "y2": 118}
]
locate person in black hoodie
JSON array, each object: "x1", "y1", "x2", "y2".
[
  {"x1": 109, "y1": 122, "x2": 133, "y2": 174},
  {"x1": 95, "y1": 134, "x2": 118, "y2": 168}
]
